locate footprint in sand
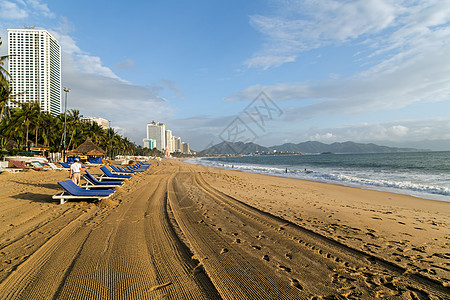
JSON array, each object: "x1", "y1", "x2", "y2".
[
  {"x1": 290, "y1": 278, "x2": 303, "y2": 290},
  {"x1": 251, "y1": 245, "x2": 262, "y2": 250},
  {"x1": 278, "y1": 265, "x2": 291, "y2": 272}
]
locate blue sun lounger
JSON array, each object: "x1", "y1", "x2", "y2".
[
  {"x1": 121, "y1": 166, "x2": 144, "y2": 173},
  {"x1": 52, "y1": 180, "x2": 115, "y2": 204},
  {"x1": 110, "y1": 165, "x2": 135, "y2": 174},
  {"x1": 98, "y1": 166, "x2": 132, "y2": 181},
  {"x1": 60, "y1": 162, "x2": 71, "y2": 169},
  {"x1": 82, "y1": 170, "x2": 123, "y2": 189}
]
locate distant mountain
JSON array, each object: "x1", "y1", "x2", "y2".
[
  {"x1": 200, "y1": 140, "x2": 426, "y2": 155},
  {"x1": 271, "y1": 141, "x2": 427, "y2": 154},
  {"x1": 199, "y1": 141, "x2": 272, "y2": 155}
]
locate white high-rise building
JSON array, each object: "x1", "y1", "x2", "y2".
[
  {"x1": 174, "y1": 136, "x2": 181, "y2": 153},
  {"x1": 165, "y1": 130, "x2": 173, "y2": 153},
  {"x1": 182, "y1": 142, "x2": 190, "y2": 154},
  {"x1": 80, "y1": 117, "x2": 108, "y2": 130},
  {"x1": 146, "y1": 121, "x2": 166, "y2": 151},
  {"x1": 7, "y1": 28, "x2": 62, "y2": 116},
  {"x1": 142, "y1": 138, "x2": 156, "y2": 149}
]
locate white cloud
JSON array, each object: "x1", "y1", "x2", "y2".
[
  {"x1": 58, "y1": 40, "x2": 175, "y2": 143},
  {"x1": 304, "y1": 118, "x2": 450, "y2": 144},
  {"x1": 0, "y1": 1, "x2": 28, "y2": 19},
  {"x1": 245, "y1": 0, "x2": 448, "y2": 70},
  {"x1": 0, "y1": 0, "x2": 54, "y2": 20},
  {"x1": 230, "y1": 1, "x2": 450, "y2": 124},
  {"x1": 27, "y1": 0, "x2": 54, "y2": 18},
  {"x1": 115, "y1": 58, "x2": 136, "y2": 71}
]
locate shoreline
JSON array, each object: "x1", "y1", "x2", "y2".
[
  {"x1": 0, "y1": 160, "x2": 448, "y2": 298},
  {"x1": 185, "y1": 157, "x2": 450, "y2": 203}
]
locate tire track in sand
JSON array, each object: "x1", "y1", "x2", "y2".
[
  {"x1": 167, "y1": 165, "x2": 449, "y2": 299},
  {"x1": 168, "y1": 170, "x2": 307, "y2": 299},
  {"x1": 0, "y1": 164, "x2": 219, "y2": 299}
]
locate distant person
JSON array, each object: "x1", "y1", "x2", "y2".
[
  {"x1": 70, "y1": 158, "x2": 82, "y2": 186},
  {"x1": 285, "y1": 168, "x2": 288, "y2": 173}
]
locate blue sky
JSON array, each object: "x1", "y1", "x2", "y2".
[{"x1": 1, "y1": 0, "x2": 450, "y2": 151}]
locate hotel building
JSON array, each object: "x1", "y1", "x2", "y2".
[
  {"x1": 174, "y1": 136, "x2": 181, "y2": 153},
  {"x1": 80, "y1": 116, "x2": 108, "y2": 130},
  {"x1": 165, "y1": 130, "x2": 174, "y2": 154},
  {"x1": 142, "y1": 138, "x2": 156, "y2": 149},
  {"x1": 7, "y1": 28, "x2": 62, "y2": 116},
  {"x1": 182, "y1": 142, "x2": 190, "y2": 154},
  {"x1": 146, "y1": 121, "x2": 166, "y2": 151}
]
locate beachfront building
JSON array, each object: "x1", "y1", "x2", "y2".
[
  {"x1": 80, "y1": 117, "x2": 108, "y2": 130},
  {"x1": 7, "y1": 28, "x2": 62, "y2": 116},
  {"x1": 165, "y1": 130, "x2": 174, "y2": 154},
  {"x1": 182, "y1": 142, "x2": 190, "y2": 154},
  {"x1": 174, "y1": 136, "x2": 181, "y2": 153},
  {"x1": 142, "y1": 138, "x2": 156, "y2": 149},
  {"x1": 146, "y1": 121, "x2": 166, "y2": 152}
]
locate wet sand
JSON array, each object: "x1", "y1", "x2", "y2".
[{"x1": 0, "y1": 159, "x2": 448, "y2": 299}]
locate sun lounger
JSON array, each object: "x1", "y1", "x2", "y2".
[
  {"x1": 60, "y1": 162, "x2": 71, "y2": 169},
  {"x1": 52, "y1": 180, "x2": 115, "y2": 204},
  {"x1": 110, "y1": 165, "x2": 135, "y2": 174},
  {"x1": 10, "y1": 160, "x2": 31, "y2": 169},
  {"x1": 117, "y1": 166, "x2": 142, "y2": 173},
  {"x1": 98, "y1": 166, "x2": 132, "y2": 181},
  {"x1": 48, "y1": 162, "x2": 65, "y2": 170},
  {"x1": 125, "y1": 166, "x2": 144, "y2": 173},
  {"x1": 31, "y1": 161, "x2": 51, "y2": 170},
  {"x1": 132, "y1": 162, "x2": 149, "y2": 169},
  {"x1": 0, "y1": 167, "x2": 22, "y2": 173},
  {"x1": 82, "y1": 170, "x2": 123, "y2": 189}
]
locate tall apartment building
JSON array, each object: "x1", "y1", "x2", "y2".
[
  {"x1": 142, "y1": 138, "x2": 156, "y2": 149},
  {"x1": 146, "y1": 121, "x2": 166, "y2": 151},
  {"x1": 165, "y1": 130, "x2": 174, "y2": 153},
  {"x1": 174, "y1": 136, "x2": 181, "y2": 153},
  {"x1": 7, "y1": 28, "x2": 62, "y2": 116},
  {"x1": 182, "y1": 142, "x2": 190, "y2": 154}
]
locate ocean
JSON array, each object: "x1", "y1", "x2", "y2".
[{"x1": 185, "y1": 151, "x2": 450, "y2": 202}]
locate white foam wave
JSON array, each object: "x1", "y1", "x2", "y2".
[{"x1": 184, "y1": 158, "x2": 450, "y2": 202}]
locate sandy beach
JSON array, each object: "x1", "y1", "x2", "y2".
[{"x1": 0, "y1": 159, "x2": 448, "y2": 299}]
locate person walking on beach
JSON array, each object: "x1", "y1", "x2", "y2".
[{"x1": 70, "y1": 158, "x2": 82, "y2": 186}]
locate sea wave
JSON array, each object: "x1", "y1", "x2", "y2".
[{"x1": 184, "y1": 158, "x2": 450, "y2": 202}]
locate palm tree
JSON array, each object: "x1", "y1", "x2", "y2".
[
  {"x1": 38, "y1": 111, "x2": 54, "y2": 147},
  {"x1": 10, "y1": 100, "x2": 41, "y2": 150},
  {"x1": 85, "y1": 121, "x2": 105, "y2": 145},
  {"x1": 0, "y1": 38, "x2": 12, "y2": 121},
  {"x1": 67, "y1": 109, "x2": 83, "y2": 149}
]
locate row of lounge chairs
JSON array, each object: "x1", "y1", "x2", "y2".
[
  {"x1": 52, "y1": 162, "x2": 150, "y2": 204},
  {"x1": 0, "y1": 160, "x2": 68, "y2": 173}
]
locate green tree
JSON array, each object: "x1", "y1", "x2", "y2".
[
  {"x1": 10, "y1": 100, "x2": 41, "y2": 150},
  {"x1": 0, "y1": 38, "x2": 12, "y2": 121}
]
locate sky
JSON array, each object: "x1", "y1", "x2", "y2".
[{"x1": 1, "y1": 0, "x2": 450, "y2": 151}]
